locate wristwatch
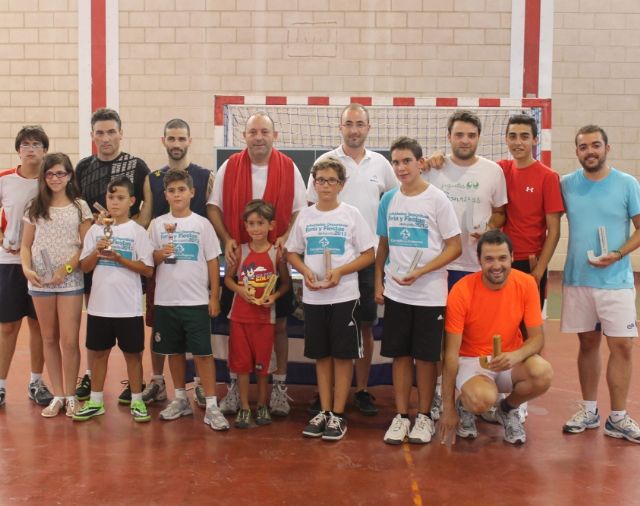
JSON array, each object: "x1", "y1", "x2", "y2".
[{"x1": 65, "y1": 263, "x2": 73, "y2": 274}]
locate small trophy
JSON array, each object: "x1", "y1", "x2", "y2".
[
  {"x1": 256, "y1": 274, "x2": 278, "y2": 305},
  {"x1": 313, "y1": 248, "x2": 332, "y2": 288},
  {"x1": 479, "y1": 335, "x2": 502, "y2": 369},
  {"x1": 163, "y1": 222, "x2": 177, "y2": 264},
  {"x1": 465, "y1": 200, "x2": 486, "y2": 237},
  {"x1": 2, "y1": 205, "x2": 21, "y2": 251},
  {"x1": 390, "y1": 249, "x2": 422, "y2": 282},
  {"x1": 41, "y1": 249, "x2": 55, "y2": 284},
  {"x1": 587, "y1": 226, "x2": 608, "y2": 262},
  {"x1": 93, "y1": 202, "x2": 114, "y2": 256}
]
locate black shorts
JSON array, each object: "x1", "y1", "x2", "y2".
[
  {"x1": 358, "y1": 264, "x2": 377, "y2": 325},
  {"x1": 512, "y1": 259, "x2": 547, "y2": 310},
  {"x1": 86, "y1": 314, "x2": 145, "y2": 353},
  {"x1": 152, "y1": 305, "x2": 212, "y2": 356},
  {"x1": 83, "y1": 271, "x2": 93, "y2": 295},
  {"x1": 0, "y1": 264, "x2": 37, "y2": 322},
  {"x1": 303, "y1": 300, "x2": 362, "y2": 360},
  {"x1": 381, "y1": 297, "x2": 444, "y2": 362}
]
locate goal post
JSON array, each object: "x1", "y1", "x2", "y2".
[{"x1": 213, "y1": 95, "x2": 552, "y2": 166}]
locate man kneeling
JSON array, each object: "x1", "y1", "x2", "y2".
[{"x1": 439, "y1": 230, "x2": 553, "y2": 444}]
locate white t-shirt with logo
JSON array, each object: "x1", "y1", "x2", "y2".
[
  {"x1": 208, "y1": 159, "x2": 307, "y2": 213},
  {"x1": 425, "y1": 155, "x2": 507, "y2": 272},
  {"x1": 377, "y1": 185, "x2": 461, "y2": 306},
  {"x1": 285, "y1": 202, "x2": 376, "y2": 305},
  {"x1": 306, "y1": 146, "x2": 398, "y2": 235},
  {"x1": 80, "y1": 220, "x2": 154, "y2": 317},
  {"x1": 149, "y1": 212, "x2": 221, "y2": 306}
]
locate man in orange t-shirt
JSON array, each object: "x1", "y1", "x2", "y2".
[{"x1": 439, "y1": 230, "x2": 553, "y2": 445}]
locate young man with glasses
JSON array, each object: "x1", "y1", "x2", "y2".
[{"x1": 0, "y1": 126, "x2": 53, "y2": 408}]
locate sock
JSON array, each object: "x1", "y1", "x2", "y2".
[
  {"x1": 193, "y1": 376, "x2": 201, "y2": 385},
  {"x1": 272, "y1": 374, "x2": 286, "y2": 384},
  {"x1": 175, "y1": 388, "x2": 187, "y2": 400},
  {"x1": 90, "y1": 391, "x2": 104, "y2": 403},
  {"x1": 500, "y1": 398, "x2": 517, "y2": 413},
  {"x1": 131, "y1": 392, "x2": 143, "y2": 403},
  {"x1": 435, "y1": 375, "x2": 442, "y2": 394},
  {"x1": 205, "y1": 396, "x2": 218, "y2": 409},
  {"x1": 229, "y1": 372, "x2": 238, "y2": 382},
  {"x1": 85, "y1": 369, "x2": 92, "y2": 378},
  {"x1": 30, "y1": 372, "x2": 42, "y2": 384},
  {"x1": 53, "y1": 395, "x2": 64, "y2": 403},
  {"x1": 399, "y1": 413, "x2": 410, "y2": 419},
  {"x1": 152, "y1": 374, "x2": 164, "y2": 384},
  {"x1": 66, "y1": 395, "x2": 75, "y2": 403},
  {"x1": 0, "y1": 379, "x2": 6, "y2": 389},
  {"x1": 583, "y1": 400, "x2": 597, "y2": 414},
  {"x1": 610, "y1": 410, "x2": 627, "y2": 423}
]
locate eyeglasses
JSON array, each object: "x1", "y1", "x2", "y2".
[
  {"x1": 44, "y1": 171, "x2": 70, "y2": 180},
  {"x1": 314, "y1": 177, "x2": 341, "y2": 186},
  {"x1": 20, "y1": 143, "x2": 44, "y2": 150}
]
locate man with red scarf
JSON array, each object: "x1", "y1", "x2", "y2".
[{"x1": 207, "y1": 112, "x2": 307, "y2": 417}]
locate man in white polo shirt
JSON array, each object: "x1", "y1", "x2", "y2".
[{"x1": 306, "y1": 103, "x2": 398, "y2": 415}]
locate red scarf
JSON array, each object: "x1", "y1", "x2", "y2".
[{"x1": 222, "y1": 148, "x2": 295, "y2": 244}]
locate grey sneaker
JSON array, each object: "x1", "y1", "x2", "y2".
[
  {"x1": 480, "y1": 403, "x2": 499, "y2": 424},
  {"x1": 269, "y1": 381, "x2": 291, "y2": 417},
  {"x1": 235, "y1": 408, "x2": 252, "y2": 429},
  {"x1": 408, "y1": 413, "x2": 435, "y2": 444},
  {"x1": 429, "y1": 392, "x2": 442, "y2": 421},
  {"x1": 219, "y1": 380, "x2": 240, "y2": 415},
  {"x1": 604, "y1": 414, "x2": 640, "y2": 444},
  {"x1": 204, "y1": 405, "x2": 230, "y2": 431},
  {"x1": 303, "y1": 412, "x2": 327, "y2": 438},
  {"x1": 159, "y1": 398, "x2": 193, "y2": 420},
  {"x1": 194, "y1": 384, "x2": 206, "y2": 409},
  {"x1": 518, "y1": 402, "x2": 528, "y2": 424},
  {"x1": 384, "y1": 414, "x2": 410, "y2": 445},
  {"x1": 255, "y1": 405, "x2": 272, "y2": 426},
  {"x1": 563, "y1": 406, "x2": 600, "y2": 434},
  {"x1": 496, "y1": 403, "x2": 526, "y2": 444},
  {"x1": 142, "y1": 379, "x2": 167, "y2": 404},
  {"x1": 28, "y1": 380, "x2": 54, "y2": 406},
  {"x1": 456, "y1": 397, "x2": 478, "y2": 439},
  {"x1": 0, "y1": 387, "x2": 6, "y2": 407}
]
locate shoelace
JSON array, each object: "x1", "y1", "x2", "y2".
[
  {"x1": 327, "y1": 415, "x2": 342, "y2": 430},
  {"x1": 310, "y1": 412, "x2": 326, "y2": 426},
  {"x1": 414, "y1": 416, "x2": 431, "y2": 432}
]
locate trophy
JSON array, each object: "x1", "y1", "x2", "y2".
[
  {"x1": 256, "y1": 274, "x2": 278, "y2": 305},
  {"x1": 587, "y1": 226, "x2": 608, "y2": 262},
  {"x1": 479, "y1": 335, "x2": 502, "y2": 369},
  {"x1": 93, "y1": 202, "x2": 114, "y2": 256},
  {"x1": 390, "y1": 249, "x2": 422, "y2": 282},
  {"x1": 465, "y1": 200, "x2": 486, "y2": 237},
  {"x1": 2, "y1": 205, "x2": 21, "y2": 251},
  {"x1": 313, "y1": 248, "x2": 332, "y2": 288},
  {"x1": 163, "y1": 222, "x2": 177, "y2": 264}
]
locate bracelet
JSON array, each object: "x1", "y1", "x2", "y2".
[{"x1": 612, "y1": 250, "x2": 623, "y2": 261}]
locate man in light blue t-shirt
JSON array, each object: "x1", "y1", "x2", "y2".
[{"x1": 560, "y1": 124, "x2": 640, "y2": 444}]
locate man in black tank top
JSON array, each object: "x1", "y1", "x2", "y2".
[
  {"x1": 75, "y1": 109, "x2": 150, "y2": 402},
  {"x1": 137, "y1": 119, "x2": 214, "y2": 407}
]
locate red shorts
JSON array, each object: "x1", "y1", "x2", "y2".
[{"x1": 228, "y1": 320, "x2": 275, "y2": 376}]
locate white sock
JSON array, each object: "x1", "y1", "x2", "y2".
[
  {"x1": 53, "y1": 395, "x2": 64, "y2": 403},
  {"x1": 205, "y1": 396, "x2": 218, "y2": 409},
  {"x1": 90, "y1": 391, "x2": 104, "y2": 404},
  {"x1": 583, "y1": 400, "x2": 597, "y2": 414},
  {"x1": 610, "y1": 410, "x2": 627, "y2": 423},
  {"x1": 175, "y1": 388, "x2": 187, "y2": 400},
  {"x1": 193, "y1": 376, "x2": 201, "y2": 385},
  {"x1": 131, "y1": 392, "x2": 143, "y2": 402},
  {"x1": 0, "y1": 378, "x2": 6, "y2": 389},
  {"x1": 272, "y1": 374, "x2": 286, "y2": 384},
  {"x1": 85, "y1": 369, "x2": 92, "y2": 378},
  {"x1": 30, "y1": 372, "x2": 42, "y2": 384},
  {"x1": 229, "y1": 372, "x2": 238, "y2": 382},
  {"x1": 152, "y1": 374, "x2": 164, "y2": 384},
  {"x1": 435, "y1": 375, "x2": 442, "y2": 395}
]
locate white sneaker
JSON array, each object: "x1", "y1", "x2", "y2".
[
  {"x1": 159, "y1": 398, "x2": 193, "y2": 420},
  {"x1": 455, "y1": 398, "x2": 478, "y2": 439},
  {"x1": 480, "y1": 403, "x2": 499, "y2": 424},
  {"x1": 384, "y1": 414, "x2": 410, "y2": 445},
  {"x1": 204, "y1": 405, "x2": 230, "y2": 431},
  {"x1": 429, "y1": 392, "x2": 442, "y2": 421},
  {"x1": 563, "y1": 405, "x2": 600, "y2": 434},
  {"x1": 269, "y1": 381, "x2": 292, "y2": 417},
  {"x1": 219, "y1": 380, "x2": 240, "y2": 415},
  {"x1": 409, "y1": 413, "x2": 435, "y2": 444},
  {"x1": 604, "y1": 414, "x2": 640, "y2": 444}
]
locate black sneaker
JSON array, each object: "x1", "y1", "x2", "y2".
[
  {"x1": 354, "y1": 390, "x2": 378, "y2": 416},
  {"x1": 322, "y1": 413, "x2": 347, "y2": 441},
  {"x1": 75, "y1": 374, "x2": 91, "y2": 401},
  {"x1": 308, "y1": 393, "x2": 321, "y2": 415},
  {"x1": 302, "y1": 412, "x2": 327, "y2": 438},
  {"x1": 118, "y1": 381, "x2": 145, "y2": 405}
]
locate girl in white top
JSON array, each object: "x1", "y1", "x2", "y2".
[{"x1": 21, "y1": 153, "x2": 93, "y2": 418}]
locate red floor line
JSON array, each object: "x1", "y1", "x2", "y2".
[{"x1": 403, "y1": 443, "x2": 424, "y2": 505}]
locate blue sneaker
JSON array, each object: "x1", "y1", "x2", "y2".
[{"x1": 604, "y1": 414, "x2": 640, "y2": 444}]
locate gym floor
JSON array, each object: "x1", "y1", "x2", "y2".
[{"x1": 1, "y1": 275, "x2": 639, "y2": 505}]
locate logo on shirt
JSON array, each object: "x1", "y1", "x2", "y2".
[
  {"x1": 307, "y1": 236, "x2": 346, "y2": 255},
  {"x1": 466, "y1": 181, "x2": 480, "y2": 190},
  {"x1": 154, "y1": 332, "x2": 161, "y2": 343},
  {"x1": 389, "y1": 227, "x2": 428, "y2": 248},
  {"x1": 369, "y1": 175, "x2": 379, "y2": 183},
  {"x1": 525, "y1": 186, "x2": 535, "y2": 193}
]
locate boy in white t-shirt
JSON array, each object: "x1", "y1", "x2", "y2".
[
  {"x1": 149, "y1": 169, "x2": 229, "y2": 431},
  {"x1": 76, "y1": 176, "x2": 154, "y2": 422},
  {"x1": 375, "y1": 137, "x2": 462, "y2": 445},
  {"x1": 286, "y1": 157, "x2": 376, "y2": 441}
]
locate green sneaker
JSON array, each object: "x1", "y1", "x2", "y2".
[
  {"x1": 75, "y1": 374, "x2": 91, "y2": 401},
  {"x1": 255, "y1": 405, "x2": 272, "y2": 426},
  {"x1": 72, "y1": 400, "x2": 105, "y2": 421},
  {"x1": 130, "y1": 399, "x2": 151, "y2": 423}
]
